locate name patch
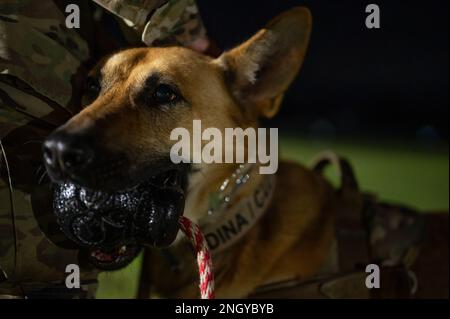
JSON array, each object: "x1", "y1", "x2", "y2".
[{"x1": 201, "y1": 174, "x2": 276, "y2": 254}]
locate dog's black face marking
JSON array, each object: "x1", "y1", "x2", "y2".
[
  {"x1": 43, "y1": 130, "x2": 125, "y2": 190},
  {"x1": 135, "y1": 73, "x2": 186, "y2": 110},
  {"x1": 85, "y1": 76, "x2": 101, "y2": 102},
  {"x1": 43, "y1": 127, "x2": 181, "y2": 192},
  {"x1": 152, "y1": 84, "x2": 181, "y2": 105}
]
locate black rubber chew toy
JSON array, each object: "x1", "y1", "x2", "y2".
[{"x1": 53, "y1": 180, "x2": 185, "y2": 249}]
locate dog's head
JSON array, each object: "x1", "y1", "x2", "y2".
[{"x1": 43, "y1": 7, "x2": 312, "y2": 270}]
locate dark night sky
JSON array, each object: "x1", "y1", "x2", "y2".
[{"x1": 197, "y1": 0, "x2": 449, "y2": 140}]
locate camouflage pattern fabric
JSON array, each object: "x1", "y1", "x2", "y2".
[
  {"x1": 0, "y1": 0, "x2": 89, "y2": 112},
  {"x1": 0, "y1": 0, "x2": 205, "y2": 298},
  {"x1": 0, "y1": 0, "x2": 96, "y2": 297},
  {"x1": 312, "y1": 152, "x2": 425, "y2": 270},
  {"x1": 93, "y1": 0, "x2": 207, "y2": 47},
  {"x1": 92, "y1": 0, "x2": 168, "y2": 29},
  {"x1": 141, "y1": 0, "x2": 206, "y2": 46},
  {"x1": 367, "y1": 202, "x2": 425, "y2": 268}
]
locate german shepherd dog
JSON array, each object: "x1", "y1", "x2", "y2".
[{"x1": 42, "y1": 7, "x2": 350, "y2": 298}]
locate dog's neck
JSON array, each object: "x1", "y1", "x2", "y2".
[
  {"x1": 180, "y1": 163, "x2": 276, "y2": 253},
  {"x1": 184, "y1": 163, "x2": 264, "y2": 222}
]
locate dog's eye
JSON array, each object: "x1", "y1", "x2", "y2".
[
  {"x1": 153, "y1": 84, "x2": 179, "y2": 105},
  {"x1": 85, "y1": 77, "x2": 101, "y2": 99}
]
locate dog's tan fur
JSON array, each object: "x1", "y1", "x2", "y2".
[{"x1": 64, "y1": 7, "x2": 339, "y2": 298}]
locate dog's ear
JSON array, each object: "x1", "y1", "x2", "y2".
[{"x1": 216, "y1": 7, "x2": 312, "y2": 119}]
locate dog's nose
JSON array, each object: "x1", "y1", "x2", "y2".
[{"x1": 43, "y1": 131, "x2": 93, "y2": 179}]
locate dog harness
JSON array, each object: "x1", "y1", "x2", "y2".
[{"x1": 249, "y1": 152, "x2": 426, "y2": 299}]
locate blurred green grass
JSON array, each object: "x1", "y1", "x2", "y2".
[
  {"x1": 96, "y1": 136, "x2": 449, "y2": 298},
  {"x1": 96, "y1": 252, "x2": 143, "y2": 299},
  {"x1": 281, "y1": 136, "x2": 449, "y2": 211}
]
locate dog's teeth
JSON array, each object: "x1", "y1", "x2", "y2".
[{"x1": 119, "y1": 245, "x2": 127, "y2": 254}]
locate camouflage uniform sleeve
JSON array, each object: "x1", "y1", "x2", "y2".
[
  {"x1": 93, "y1": 0, "x2": 207, "y2": 48},
  {"x1": 91, "y1": 0, "x2": 167, "y2": 29},
  {"x1": 0, "y1": 1, "x2": 89, "y2": 115},
  {"x1": 0, "y1": 0, "x2": 97, "y2": 296}
]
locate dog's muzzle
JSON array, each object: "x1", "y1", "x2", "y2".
[
  {"x1": 43, "y1": 127, "x2": 188, "y2": 270},
  {"x1": 53, "y1": 170, "x2": 186, "y2": 270}
]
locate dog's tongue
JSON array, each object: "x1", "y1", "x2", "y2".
[{"x1": 53, "y1": 179, "x2": 185, "y2": 249}]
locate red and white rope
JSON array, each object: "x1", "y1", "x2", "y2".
[{"x1": 179, "y1": 216, "x2": 215, "y2": 299}]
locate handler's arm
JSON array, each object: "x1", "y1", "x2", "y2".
[{"x1": 92, "y1": 0, "x2": 210, "y2": 51}]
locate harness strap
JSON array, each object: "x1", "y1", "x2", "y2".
[
  {"x1": 312, "y1": 151, "x2": 359, "y2": 192},
  {"x1": 312, "y1": 151, "x2": 371, "y2": 272}
]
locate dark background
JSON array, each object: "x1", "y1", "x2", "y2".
[{"x1": 197, "y1": 0, "x2": 449, "y2": 142}]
